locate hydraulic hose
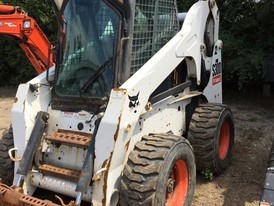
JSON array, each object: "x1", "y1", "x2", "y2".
[
  {"x1": 15, "y1": 111, "x2": 49, "y2": 187},
  {"x1": 75, "y1": 118, "x2": 101, "y2": 206}
]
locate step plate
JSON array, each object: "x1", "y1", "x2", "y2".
[
  {"x1": 0, "y1": 183, "x2": 70, "y2": 206},
  {"x1": 45, "y1": 131, "x2": 91, "y2": 148},
  {"x1": 20, "y1": 195, "x2": 48, "y2": 206},
  {"x1": 39, "y1": 164, "x2": 80, "y2": 182},
  {"x1": 0, "y1": 185, "x2": 7, "y2": 195}
]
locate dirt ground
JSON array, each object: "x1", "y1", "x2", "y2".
[
  {"x1": 0, "y1": 87, "x2": 16, "y2": 135},
  {"x1": 192, "y1": 93, "x2": 274, "y2": 206},
  {"x1": 0, "y1": 87, "x2": 274, "y2": 206}
]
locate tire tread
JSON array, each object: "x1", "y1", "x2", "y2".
[
  {"x1": 188, "y1": 103, "x2": 233, "y2": 174},
  {"x1": 0, "y1": 127, "x2": 14, "y2": 185},
  {"x1": 120, "y1": 134, "x2": 192, "y2": 205}
]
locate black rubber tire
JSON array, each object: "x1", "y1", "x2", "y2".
[
  {"x1": 120, "y1": 134, "x2": 196, "y2": 206},
  {"x1": 188, "y1": 103, "x2": 234, "y2": 175},
  {"x1": 0, "y1": 126, "x2": 14, "y2": 185}
]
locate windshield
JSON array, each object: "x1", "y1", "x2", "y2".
[{"x1": 55, "y1": 0, "x2": 120, "y2": 98}]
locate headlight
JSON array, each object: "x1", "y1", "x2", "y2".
[{"x1": 23, "y1": 20, "x2": 31, "y2": 29}]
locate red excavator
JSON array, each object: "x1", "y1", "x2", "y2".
[{"x1": 0, "y1": 4, "x2": 54, "y2": 74}]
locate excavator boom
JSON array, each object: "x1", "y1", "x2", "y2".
[{"x1": 0, "y1": 4, "x2": 54, "y2": 74}]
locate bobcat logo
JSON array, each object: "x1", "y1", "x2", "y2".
[{"x1": 128, "y1": 92, "x2": 139, "y2": 108}]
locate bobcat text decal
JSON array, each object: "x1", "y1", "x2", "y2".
[{"x1": 212, "y1": 61, "x2": 222, "y2": 85}]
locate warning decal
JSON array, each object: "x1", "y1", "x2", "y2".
[{"x1": 212, "y1": 61, "x2": 222, "y2": 85}]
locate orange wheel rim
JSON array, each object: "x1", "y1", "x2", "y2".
[
  {"x1": 166, "y1": 160, "x2": 188, "y2": 205},
  {"x1": 219, "y1": 121, "x2": 230, "y2": 160}
]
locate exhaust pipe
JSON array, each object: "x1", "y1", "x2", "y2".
[{"x1": 177, "y1": 12, "x2": 187, "y2": 22}]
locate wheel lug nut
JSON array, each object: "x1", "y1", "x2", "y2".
[{"x1": 167, "y1": 178, "x2": 175, "y2": 192}]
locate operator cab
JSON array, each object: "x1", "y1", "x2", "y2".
[
  {"x1": 52, "y1": 0, "x2": 122, "y2": 111},
  {"x1": 52, "y1": 0, "x2": 180, "y2": 111}
]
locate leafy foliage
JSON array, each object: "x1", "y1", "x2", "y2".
[
  {"x1": 177, "y1": 0, "x2": 274, "y2": 91},
  {"x1": 218, "y1": 0, "x2": 273, "y2": 90},
  {"x1": 201, "y1": 168, "x2": 214, "y2": 181},
  {"x1": 176, "y1": 0, "x2": 196, "y2": 12},
  {"x1": 0, "y1": 0, "x2": 273, "y2": 90},
  {"x1": 221, "y1": 30, "x2": 265, "y2": 90}
]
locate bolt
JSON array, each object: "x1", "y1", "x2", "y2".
[
  {"x1": 167, "y1": 178, "x2": 175, "y2": 193},
  {"x1": 200, "y1": 44, "x2": 205, "y2": 52},
  {"x1": 125, "y1": 124, "x2": 131, "y2": 133},
  {"x1": 210, "y1": 0, "x2": 216, "y2": 8},
  {"x1": 145, "y1": 102, "x2": 152, "y2": 111}
]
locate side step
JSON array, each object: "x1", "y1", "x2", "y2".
[
  {"x1": 39, "y1": 131, "x2": 91, "y2": 181},
  {"x1": 39, "y1": 164, "x2": 81, "y2": 182},
  {"x1": 45, "y1": 130, "x2": 92, "y2": 148},
  {"x1": 0, "y1": 183, "x2": 74, "y2": 206}
]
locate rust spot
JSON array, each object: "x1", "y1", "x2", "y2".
[
  {"x1": 45, "y1": 130, "x2": 91, "y2": 148},
  {"x1": 0, "y1": 183, "x2": 74, "y2": 206},
  {"x1": 125, "y1": 140, "x2": 130, "y2": 151},
  {"x1": 112, "y1": 88, "x2": 126, "y2": 92},
  {"x1": 14, "y1": 96, "x2": 18, "y2": 103},
  {"x1": 125, "y1": 124, "x2": 131, "y2": 133},
  {"x1": 23, "y1": 100, "x2": 25, "y2": 112},
  {"x1": 101, "y1": 152, "x2": 113, "y2": 206},
  {"x1": 101, "y1": 159, "x2": 108, "y2": 168},
  {"x1": 38, "y1": 164, "x2": 80, "y2": 182},
  {"x1": 113, "y1": 116, "x2": 121, "y2": 142},
  {"x1": 102, "y1": 111, "x2": 123, "y2": 204}
]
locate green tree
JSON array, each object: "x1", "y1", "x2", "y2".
[
  {"x1": 0, "y1": 0, "x2": 273, "y2": 90},
  {"x1": 178, "y1": 0, "x2": 274, "y2": 91},
  {"x1": 219, "y1": 0, "x2": 273, "y2": 91},
  {"x1": 177, "y1": 0, "x2": 196, "y2": 12}
]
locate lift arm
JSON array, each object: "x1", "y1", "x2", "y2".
[{"x1": 0, "y1": 5, "x2": 54, "y2": 74}]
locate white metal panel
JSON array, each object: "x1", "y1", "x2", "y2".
[
  {"x1": 11, "y1": 68, "x2": 54, "y2": 194},
  {"x1": 175, "y1": 1, "x2": 210, "y2": 84},
  {"x1": 29, "y1": 172, "x2": 93, "y2": 202},
  {"x1": 203, "y1": 40, "x2": 223, "y2": 103},
  {"x1": 46, "y1": 108, "x2": 96, "y2": 134},
  {"x1": 91, "y1": 1, "x2": 222, "y2": 205}
]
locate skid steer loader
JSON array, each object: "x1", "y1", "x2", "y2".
[{"x1": 0, "y1": 0, "x2": 234, "y2": 205}]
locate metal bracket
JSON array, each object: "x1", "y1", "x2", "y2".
[{"x1": 8, "y1": 148, "x2": 22, "y2": 162}]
